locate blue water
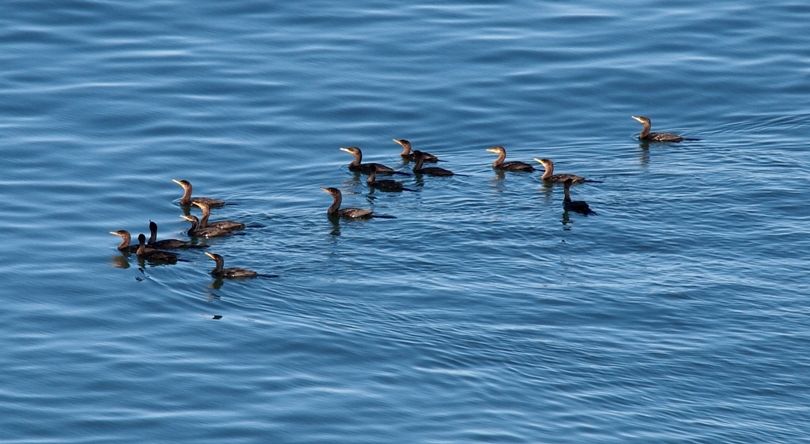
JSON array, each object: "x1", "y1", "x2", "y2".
[{"x1": 2, "y1": 0, "x2": 810, "y2": 442}]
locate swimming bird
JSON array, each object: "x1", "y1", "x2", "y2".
[
  {"x1": 563, "y1": 178, "x2": 596, "y2": 215},
  {"x1": 534, "y1": 158, "x2": 588, "y2": 184},
  {"x1": 181, "y1": 215, "x2": 236, "y2": 238},
  {"x1": 340, "y1": 146, "x2": 408, "y2": 175},
  {"x1": 148, "y1": 220, "x2": 206, "y2": 249},
  {"x1": 135, "y1": 233, "x2": 179, "y2": 264},
  {"x1": 393, "y1": 139, "x2": 439, "y2": 162},
  {"x1": 367, "y1": 169, "x2": 415, "y2": 192},
  {"x1": 192, "y1": 201, "x2": 244, "y2": 232},
  {"x1": 631, "y1": 115, "x2": 683, "y2": 142},
  {"x1": 322, "y1": 187, "x2": 374, "y2": 219},
  {"x1": 110, "y1": 230, "x2": 139, "y2": 253},
  {"x1": 486, "y1": 146, "x2": 535, "y2": 172},
  {"x1": 204, "y1": 252, "x2": 257, "y2": 279},
  {"x1": 172, "y1": 179, "x2": 226, "y2": 207},
  {"x1": 412, "y1": 150, "x2": 454, "y2": 176}
]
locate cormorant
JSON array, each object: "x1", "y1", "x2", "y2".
[
  {"x1": 413, "y1": 150, "x2": 453, "y2": 176},
  {"x1": 181, "y1": 215, "x2": 235, "y2": 238},
  {"x1": 110, "y1": 230, "x2": 138, "y2": 253},
  {"x1": 135, "y1": 233, "x2": 179, "y2": 263},
  {"x1": 563, "y1": 178, "x2": 596, "y2": 215},
  {"x1": 367, "y1": 169, "x2": 415, "y2": 192},
  {"x1": 340, "y1": 146, "x2": 408, "y2": 175},
  {"x1": 205, "y1": 252, "x2": 257, "y2": 279},
  {"x1": 393, "y1": 139, "x2": 439, "y2": 162},
  {"x1": 192, "y1": 201, "x2": 244, "y2": 232},
  {"x1": 486, "y1": 146, "x2": 535, "y2": 172},
  {"x1": 322, "y1": 187, "x2": 374, "y2": 219},
  {"x1": 148, "y1": 220, "x2": 206, "y2": 249},
  {"x1": 172, "y1": 179, "x2": 226, "y2": 207},
  {"x1": 632, "y1": 115, "x2": 684, "y2": 142},
  {"x1": 534, "y1": 158, "x2": 587, "y2": 183}
]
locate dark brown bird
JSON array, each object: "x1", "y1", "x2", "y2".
[
  {"x1": 367, "y1": 169, "x2": 415, "y2": 192},
  {"x1": 340, "y1": 146, "x2": 408, "y2": 175},
  {"x1": 563, "y1": 178, "x2": 596, "y2": 216},
  {"x1": 322, "y1": 187, "x2": 374, "y2": 219},
  {"x1": 172, "y1": 179, "x2": 226, "y2": 207},
  {"x1": 110, "y1": 230, "x2": 139, "y2": 253},
  {"x1": 205, "y1": 252, "x2": 257, "y2": 279},
  {"x1": 148, "y1": 221, "x2": 206, "y2": 249},
  {"x1": 393, "y1": 139, "x2": 439, "y2": 162},
  {"x1": 181, "y1": 215, "x2": 235, "y2": 238},
  {"x1": 412, "y1": 150, "x2": 453, "y2": 176},
  {"x1": 534, "y1": 158, "x2": 587, "y2": 184},
  {"x1": 632, "y1": 115, "x2": 683, "y2": 142},
  {"x1": 135, "y1": 233, "x2": 179, "y2": 264},
  {"x1": 486, "y1": 146, "x2": 535, "y2": 172},
  {"x1": 192, "y1": 201, "x2": 244, "y2": 232}
]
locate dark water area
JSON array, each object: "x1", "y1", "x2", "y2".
[{"x1": 2, "y1": 1, "x2": 809, "y2": 442}]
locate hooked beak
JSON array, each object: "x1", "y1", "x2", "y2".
[
  {"x1": 339, "y1": 147, "x2": 352, "y2": 153},
  {"x1": 631, "y1": 116, "x2": 644, "y2": 123},
  {"x1": 533, "y1": 158, "x2": 544, "y2": 164},
  {"x1": 181, "y1": 215, "x2": 195, "y2": 222},
  {"x1": 171, "y1": 179, "x2": 185, "y2": 186},
  {"x1": 486, "y1": 148, "x2": 500, "y2": 154},
  {"x1": 109, "y1": 231, "x2": 121, "y2": 236},
  {"x1": 204, "y1": 252, "x2": 216, "y2": 260}
]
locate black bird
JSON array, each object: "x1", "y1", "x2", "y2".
[
  {"x1": 393, "y1": 138, "x2": 439, "y2": 162},
  {"x1": 412, "y1": 150, "x2": 453, "y2": 176},
  {"x1": 563, "y1": 178, "x2": 596, "y2": 216},
  {"x1": 192, "y1": 201, "x2": 244, "y2": 232},
  {"x1": 181, "y1": 215, "x2": 236, "y2": 238},
  {"x1": 486, "y1": 146, "x2": 535, "y2": 172},
  {"x1": 148, "y1": 221, "x2": 206, "y2": 249},
  {"x1": 340, "y1": 146, "x2": 408, "y2": 175},
  {"x1": 322, "y1": 187, "x2": 374, "y2": 219},
  {"x1": 172, "y1": 179, "x2": 226, "y2": 207},
  {"x1": 367, "y1": 169, "x2": 415, "y2": 192},
  {"x1": 534, "y1": 158, "x2": 588, "y2": 184},
  {"x1": 135, "y1": 233, "x2": 179, "y2": 264},
  {"x1": 205, "y1": 252, "x2": 257, "y2": 279},
  {"x1": 109, "y1": 230, "x2": 138, "y2": 253},
  {"x1": 631, "y1": 115, "x2": 684, "y2": 142}
]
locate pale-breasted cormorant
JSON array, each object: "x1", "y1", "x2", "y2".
[
  {"x1": 632, "y1": 115, "x2": 683, "y2": 142},
  {"x1": 181, "y1": 215, "x2": 235, "y2": 238},
  {"x1": 393, "y1": 139, "x2": 439, "y2": 162},
  {"x1": 486, "y1": 146, "x2": 535, "y2": 172},
  {"x1": 340, "y1": 146, "x2": 408, "y2": 175},
  {"x1": 172, "y1": 179, "x2": 226, "y2": 207},
  {"x1": 192, "y1": 201, "x2": 244, "y2": 232},
  {"x1": 110, "y1": 230, "x2": 138, "y2": 253},
  {"x1": 534, "y1": 158, "x2": 587, "y2": 183},
  {"x1": 322, "y1": 187, "x2": 374, "y2": 219}
]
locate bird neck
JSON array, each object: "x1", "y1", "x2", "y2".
[
  {"x1": 541, "y1": 162, "x2": 554, "y2": 179},
  {"x1": 639, "y1": 121, "x2": 651, "y2": 139},
  {"x1": 198, "y1": 207, "x2": 210, "y2": 227},
  {"x1": 492, "y1": 151, "x2": 506, "y2": 167},
  {"x1": 327, "y1": 194, "x2": 342, "y2": 215},
  {"x1": 148, "y1": 226, "x2": 157, "y2": 244},
  {"x1": 117, "y1": 233, "x2": 131, "y2": 250},
  {"x1": 136, "y1": 238, "x2": 146, "y2": 255},
  {"x1": 212, "y1": 257, "x2": 224, "y2": 274},
  {"x1": 349, "y1": 152, "x2": 362, "y2": 167},
  {"x1": 413, "y1": 156, "x2": 424, "y2": 171},
  {"x1": 399, "y1": 144, "x2": 411, "y2": 156},
  {"x1": 179, "y1": 186, "x2": 192, "y2": 204}
]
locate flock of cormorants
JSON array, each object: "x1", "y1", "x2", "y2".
[{"x1": 111, "y1": 116, "x2": 689, "y2": 279}]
